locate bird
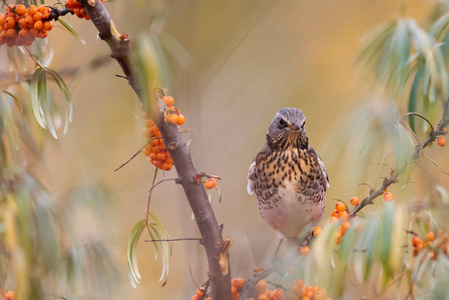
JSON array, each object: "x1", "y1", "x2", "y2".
[{"x1": 247, "y1": 107, "x2": 329, "y2": 250}]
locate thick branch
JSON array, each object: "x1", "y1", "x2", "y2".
[{"x1": 80, "y1": 1, "x2": 231, "y2": 298}]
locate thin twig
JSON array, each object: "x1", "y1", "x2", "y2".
[
  {"x1": 145, "y1": 238, "x2": 202, "y2": 242},
  {"x1": 145, "y1": 168, "x2": 158, "y2": 226},
  {"x1": 422, "y1": 155, "x2": 449, "y2": 176},
  {"x1": 114, "y1": 137, "x2": 162, "y2": 172}
]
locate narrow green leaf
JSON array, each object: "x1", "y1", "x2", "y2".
[
  {"x1": 408, "y1": 65, "x2": 424, "y2": 131},
  {"x1": 57, "y1": 18, "x2": 87, "y2": 46},
  {"x1": 38, "y1": 72, "x2": 58, "y2": 139},
  {"x1": 127, "y1": 219, "x2": 146, "y2": 288},
  {"x1": 46, "y1": 68, "x2": 74, "y2": 135},
  {"x1": 30, "y1": 67, "x2": 47, "y2": 129}
]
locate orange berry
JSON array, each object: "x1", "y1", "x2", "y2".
[
  {"x1": 437, "y1": 137, "x2": 446, "y2": 147},
  {"x1": 383, "y1": 192, "x2": 394, "y2": 201},
  {"x1": 328, "y1": 216, "x2": 339, "y2": 223},
  {"x1": 6, "y1": 28, "x2": 17, "y2": 38},
  {"x1": 167, "y1": 113, "x2": 178, "y2": 124},
  {"x1": 177, "y1": 114, "x2": 185, "y2": 125},
  {"x1": 341, "y1": 220, "x2": 351, "y2": 232},
  {"x1": 196, "y1": 289, "x2": 203, "y2": 296},
  {"x1": 273, "y1": 289, "x2": 284, "y2": 299},
  {"x1": 33, "y1": 11, "x2": 43, "y2": 21},
  {"x1": 34, "y1": 20, "x2": 43, "y2": 31},
  {"x1": 156, "y1": 152, "x2": 167, "y2": 161},
  {"x1": 412, "y1": 236, "x2": 423, "y2": 246},
  {"x1": 25, "y1": 15, "x2": 34, "y2": 27},
  {"x1": 427, "y1": 232, "x2": 435, "y2": 242},
  {"x1": 350, "y1": 196, "x2": 359, "y2": 206},
  {"x1": 257, "y1": 294, "x2": 268, "y2": 300},
  {"x1": 443, "y1": 127, "x2": 447, "y2": 131},
  {"x1": 5, "y1": 291, "x2": 16, "y2": 300},
  {"x1": 313, "y1": 226, "x2": 322, "y2": 237},
  {"x1": 339, "y1": 211, "x2": 349, "y2": 221},
  {"x1": 28, "y1": 5, "x2": 38, "y2": 16},
  {"x1": 300, "y1": 246, "x2": 310, "y2": 256},
  {"x1": 162, "y1": 163, "x2": 172, "y2": 171},
  {"x1": 30, "y1": 28, "x2": 39, "y2": 37},
  {"x1": 0, "y1": 14, "x2": 5, "y2": 26},
  {"x1": 38, "y1": 5, "x2": 48, "y2": 14},
  {"x1": 5, "y1": 16, "x2": 15, "y2": 28},
  {"x1": 37, "y1": 30, "x2": 48, "y2": 39},
  {"x1": 204, "y1": 178, "x2": 217, "y2": 189},
  {"x1": 257, "y1": 279, "x2": 267, "y2": 288},
  {"x1": 15, "y1": 4, "x2": 27, "y2": 15},
  {"x1": 163, "y1": 96, "x2": 175, "y2": 107},
  {"x1": 18, "y1": 29, "x2": 30, "y2": 37},
  {"x1": 231, "y1": 278, "x2": 245, "y2": 289},
  {"x1": 18, "y1": 18, "x2": 27, "y2": 29},
  {"x1": 43, "y1": 21, "x2": 53, "y2": 31},
  {"x1": 331, "y1": 210, "x2": 340, "y2": 218},
  {"x1": 191, "y1": 296, "x2": 199, "y2": 300},
  {"x1": 335, "y1": 202, "x2": 346, "y2": 212}
]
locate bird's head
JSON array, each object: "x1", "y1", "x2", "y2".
[{"x1": 266, "y1": 107, "x2": 308, "y2": 150}]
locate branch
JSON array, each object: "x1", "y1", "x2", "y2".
[
  {"x1": 79, "y1": 1, "x2": 231, "y2": 298},
  {"x1": 349, "y1": 98, "x2": 449, "y2": 217}
]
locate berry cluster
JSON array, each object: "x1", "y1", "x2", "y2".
[
  {"x1": 141, "y1": 95, "x2": 185, "y2": 171},
  {"x1": 252, "y1": 279, "x2": 284, "y2": 300},
  {"x1": 286, "y1": 279, "x2": 330, "y2": 300},
  {"x1": 65, "y1": 0, "x2": 104, "y2": 20},
  {"x1": 0, "y1": 4, "x2": 52, "y2": 47},
  {"x1": 412, "y1": 231, "x2": 448, "y2": 259}
]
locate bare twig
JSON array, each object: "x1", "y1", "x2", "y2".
[
  {"x1": 145, "y1": 238, "x2": 202, "y2": 243},
  {"x1": 114, "y1": 137, "x2": 162, "y2": 172},
  {"x1": 145, "y1": 168, "x2": 158, "y2": 226}
]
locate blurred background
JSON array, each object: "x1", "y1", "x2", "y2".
[{"x1": 2, "y1": 0, "x2": 449, "y2": 299}]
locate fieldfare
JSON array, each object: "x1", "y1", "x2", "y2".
[{"x1": 247, "y1": 108, "x2": 329, "y2": 247}]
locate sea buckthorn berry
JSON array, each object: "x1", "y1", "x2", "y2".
[
  {"x1": 313, "y1": 226, "x2": 322, "y2": 237},
  {"x1": 177, "y1": 114, "x2": 185, "y2": 125},
  {"x1": 38, "y1": 30, "x2": 48, "y2": 39},
  {"x1": 383, "y1": 192, "x2": 394, "y2": 201},
  {"x1": 339, "y1": 211, "x2": 349, "y2": 221},
  {"x1": 28, "y1": 5, "x2": 38, "y2": 16},
  {"x1": 38, "y1": 5, "x2": 48, "y2": 14},
  {"x1": 18, "y1": 18, "x2": 27, "y2": 29},
  {"x1": 30, "y1": 28, "x2": 38, "y2": 37},
  {"x1": 257, "y1": 294, "x2": 268, "y2": 300},
  {"x1": 335, "y1": 202, "x2": 346, "y2": 212},
  {"x1": 25, "y1": 15, "x2": 35, "y2": 27},
  {"x1": 341, "y1": 220, "x2": 351, "y2": 233},
  {"x1": 427, "y1": 232, "x2": 435, "y2": 242},
  {"x1": 350, "y1": 196, "x2": 359, "y2": 206},
  {"x1": 437, "y1": 137, "x2": 446, "y2": 147},
  {"x1": 16, "y1": 4, "x2": 27, "y2": 15},
  {"x1": 163, "y1": 96, "x2": 175, "y2": 107},
  {"x1": 412, "y1": 236, "x2": 423, "y2": 246},
  {"x1": 204, "y1": 178, "x2": 217, "y2": 189},
  {"x1": 231, "y1": 278, "x2": 245, "y2": 289},
  {"x1": 331, "y1": 210, "x2": 340, "y2": 218},
  {"x1": 6, "y1": 28, "x2": 17, "y2": 38},
  {"x1": 5, "y1": 291, "x2": 16, "y2": 300},
  {"x1": 329, "y1": 216, "x2": 339, "y2": 223},
  {"x1": 300, "y1": 246, "x2": 310, "y2": 256},
  {"x1": 190, "y1": 296, "x2": 199, "y2": 300},
  {"x1": 0, "y1": 14, "x2": 5, "y2": 26},
  {"x1": 43, "y1": 21, "x2": 53, "y2": 31},
  {"x1": 5, "y1": 16, "x2": 15, "y2": 28},
  {"x1": 33, "y1": 12, "x2": 43, "y2": 21},
  {"x1": 167, "y1": 113, "x2": 178, "y2": 124},
  {"x1": 196, "y1": 289, "x2": 203, "y2": 296},
  {"x1": 34, "y1": 20, "x2": 44, "y2": 31}
]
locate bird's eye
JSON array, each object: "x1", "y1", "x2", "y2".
[
  {"x1": 302, "y1": 121, "x2": 306, "y2": 128},
  {"x1": 279, "y1": 119, "x2": 286, "y2": 127}
]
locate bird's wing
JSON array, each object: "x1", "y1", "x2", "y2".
[
  {"x1": 247, "y1": 143, "x2": 271, "y2": 195},
  {"x1": 309, "y1": 147, "x2": 329, "y2": 188},
  {"x1": 247, "y1": 160, "x2": 256, "y2": 195}
]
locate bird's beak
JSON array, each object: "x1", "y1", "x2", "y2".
[{"x1": 289, "y1": 122, "x2": 303, "y2": 131}]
